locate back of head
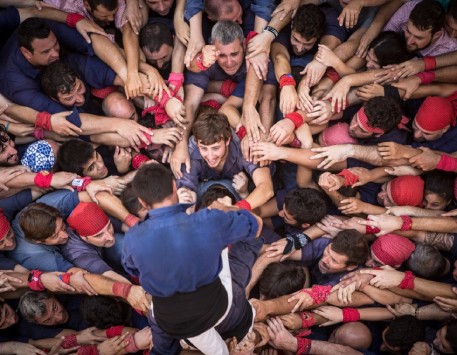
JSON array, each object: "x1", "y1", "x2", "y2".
[
  {"x1": 424, "y1": 170, "x2": 455, "y2": 205},
  {"x1": 364, "y1": 97, "x2": 403, "y2": 133},
  {"x1": 200, "y1": 184, "x2": 237, "y2": 208},
  {"x1": 258, "y1": 261, "x2": 306, "y2": 299},
  {"x1": 140, "y1": 22, "x2": 173, "y2": 53},
  {"x1": 332, "y1": 322, "x2": 372, "y2": 350},
  {"x1": 192, "y1": 113, "x2": 232, "y2": 145},
  {"x1": 445, "y1": 319, "x2": 457, "y2": 353},
  {"x1": 55, "y1": 140, "x2": 94, "y2": 175},
  {"x1": 284, "y1": 188, "x2": 328, "y2": 227},
  {"x1": 86, "y1": 0, "x2": 118, "y2": 11},
  {"x1": 205, "y1": 0, "x2": 235, "y2": 20},
  {"x1": 292, "y1": 4, "x2": 325, "y2": 41},
  {"x1": 410, "y1": 0, "x2": 445, "y2": 34},
  {"x1": 132, "y1": 163, "x2": 174, "y2": 206},
  {"x1": 80, "y1": 295, "x2": 131, "y2": 329},
  {"x1": 385, "y1": 316, "x2": 425, "y2": 352},
  {"x1": 20, "y1": 203, "x2": 60, "y2": 242},
  {"x1": 390, "y1": 175, "x2": 424, "y2": 206},
  {"x1": 67, "y1": 202, "x2": 109, "y2": 237},
  {"x1": 121, "y1": 183, "x2": 142, "y2": 216},
  {"x1": 370, "y1": 31, "x2": 413, "y2": 66},
  {"x1": 41, "y1": 61, "x2": 78, "y2": 100},
  {"x1": 405, "y1": 243, "x2": 447, "y2": 279},
  {"x1": 332, "y1": 230, "x2": 369, "y2": 266},
  {"x1": 449, "y1": 0, "x2": 457, "y2": 21},
  {"x1": 19, "y1": 291, "x2": 50, "y2": 322},
  {"x1": 210, "y1": 20, "x2": 244, "y2": 45},
  {"x1": 415, "y1": 96, "x2": 456, "y2": 132},
  {"x1": 371, "y1": 233, "x2": 415, "y2": 267},
  {"x1": 18, "y1": 18, "x2": 51, "y2": 52},
  {"x1": 21, "y1": 140, "x2": 55, "y2": 173}
]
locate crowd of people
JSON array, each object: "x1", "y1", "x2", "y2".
[{"x1": 1, "y1": 0, "x2": 457, "y2": 353}]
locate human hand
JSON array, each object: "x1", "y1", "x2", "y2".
[
  {"x1": 228, "y1": 332, "x2": 255, "y2": 354},
  {"x1": 310, "y1": 144, "x2": 354, "y2": 169},
  {"x1": 125, "y1": 72, "x2": 142, "y2": 100},
  {"x1": 331, "y1": 217, "x2": 366, "y2": 234},
  {"x1": 288, "y1": 290, "x2": 314, "y2": 313},
  {"x1": 297, "y1": 79, "x2": 314, "y2": 112},
  {"x1": 251, "y1": 141, "x2": 286, "y2": 162},
  {"x1": 150, "y1": 127, "x2": 183, "y2": 147},
  {"x1": 124, "y1": 0, "x2": 143, "y2": 34},
  {"x1": 265, "y1": 238, "x2": 292, "y2": 261},
  {"x1": 307, "y1": 100, "x2": 332, "y2": 125},
  {"x1": 0, "y1": 341, "x2": 47, "y2": 355},
  {"x1": 69, "y1": 270, "x2": 98, "y2": 296},
  {"x1": 0, "y1": 166, "x2": 29, "y2": 191},
  {"x1": 374, "y1": 66, "x2": 400, "y2": 85},
  {"x1": 51, "y1": 172, "x2": 78, "y2": 190},
  {"x1": 279, "y1": 313, "x2": 302, "y2": 330},
  {"x1": 393, "y1": 59, "x2": 425, "y2": 80},
  {"x1": 127, "y1": 285, "x2": 150, "y2": 313},
  {"x1": 434, "y1": 287, "x2": 457, "y2": 313},
  {"x1": 170, "y1": 142, "x2": 190, "y2": 179},
  {"x1": 75, "y1": 19, "x2": 109, "y2": 44},
  {"x1": 338, "y1": 197, "x2": 367, "y2": 215},
  {"x1": 174, "y1": 16, "x2": 190, "y2": 45},
  {"x1": 347, "y1": 166, "x2": 372, "y2": 187},
  {"x1": 133, "y1": 327, "x2": 153, "y2": 350},
  {"x1": 360, "y1": 266, "x2": 404, "y2": 289},
  {"x1": 323, "y1": 78, "x2": 351, "y2": 113},
  {"x1": 164, "y1": 98, "x2": 187, "y2": 130},
  {"x1": 318, "y1": 172, "x2": 344, "y2": 192},
  {"x1": 246, "y1": 31, "x2": 273, "y2": 59},
  {"x1": 302, "y1": 60, "x2": 327, "y2": 88},
  {"x1": 377, "y1": 142, "x2": 414, "y2": 160},
  {"x1": 392, "y1": 76, "x2": 421, "y2": 101},
  {"x1": 356, "y1": 26, "x2": 378, "y2": 58},
  {"x1": 141, "y1": 65, "x2": 170, "y2": 100},
  {"x1": 384, "y1": 165, "x2": 421, "y2": 177},
  {"x1": 357, "y1": 214, "x2": 403, "y2": 236},
  {"x1": 101, "y1": 176, "x2": 127, "y2": 196},
  {"x1": 241, "y1": 106, "x2": 266, "y2": 143},
  {"x1": 232, "y1": 172, "x2": 249, "y2": 198},
  {"x1": 408, "y1": 147, "x2": 440, "y2": 171},
  {"x1": 408, "y1": 342, "x2": 431, "y2": 355},
  {"x1": 77, "y1": 327, "x2": 107, "y2": 345},
  {"x1": 279, "y1": 85, "x2": 298, "y2": 115},
  {"x1": 201, "y1": 45, "x2": 219, "y2": 68},
  {"x1": 0, "y1": 271, "x2": 22, "y2": 293},
  {"x1": 313, "y1": 306, "x2": 344, "y2": 326},
  {"x1": 332, "y1": 281, "x2": 357, "y2": 304},
  {"x1": 271, "y1": 0, "x2": 300, "y2": 20},
  {"x1": 252, "y1": 322, "x2": 270, "y2": 347},
  {"x1": 266, "y1": 317, "x2": 299, "y2": 352},
  {"x1": 113, "y1": 147, "x2": 132, "y2": 174},
  {"x1": 269, "y1": 119, "x2": 295, "y2": 146},
  {"x1": 337, "y1": 269, "x2": 374, "y2": 292},
  {"x1": 184, "y1": 33, "x2": 205, "y2": 67},
  {"x1": 356, "y1": 84, "x2": 384, "y2": 101},
  {"x1": 40, "y1": 272, "x2": 75, "y2": 292},
  {"x1": 386, "y1": 303, "x2": 417, "y2": 317},
  {"x1": 177, "y1": 187, "x2": 196, "y2": 204},
  {"x1": 97, "y1": 333, "x2": 129, "y2": 355},
  {"x1": 116, "y1": 120, "x2": 154, "y2": 148},
  {"x1": 338, "y1": 0, "x2": 362, "y2": 28},
  {"x1": 246, "y1": 52, "x2": 269, "y2": 81},
  {"x1": 316, "y1": 215, "x2": 344, "y2": 238},
  {"x1": 315, "y1": 45, "x2": 342, "y2": 68},
  {"x1": 50, "y1": 111, "x2": 82, "y2": 136}
]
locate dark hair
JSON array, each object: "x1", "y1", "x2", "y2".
[
  {"x1": 41, "y1": 61, "x2": 79, "y2": 100},
  {"x1": 292, "y1": 4, "x2": 325, "y2": 40},
  {"x1": 424, "y1": 171, "x2": 455, "y2": 205},
  {"x1": 200, "y1": 184, "x2": 237, "y2": 208},
  {"x1": 444, "y1": 320, "x2": 457, "y2": 353},
  {"x1": 18, "y1": 18, "x2": 51, "y2": 53},
  {"x1": 204, "y1": 0, "x2": 234, "y2": 19},
  {"x1": 192, "y1": 113, "x2": 232, "y2": 145},
  {"x1": 19, "y1": 203, "x2": 60, "y2": 242},
  {"x1": 132, "y1": 163, "x2": 174, "y2": 206},
  {"x1": 405, "y1": 243, "x2": 447, "y2": 279},
  {"x1": 120, "y1": 183, "x2": 142, "y2": 216},
  {"x1": 449, "y1": 0, "x2": 457, "y2": 21},
  {"x1": 369, "y1": 31, "x2": 413, "y2": 67},
  {"x1": 80, "y1": 296, "x2": 131, "y2": 329},
  {"x1": 140, "y1": 22, "x2": 173, "y2": 53},
  {"x1": 384, "y1": 316, "x2": 425, "y2": 352},
  {"x1": 259, "y1": 261, "x2": 306, "y2": 299},
  {"x1": 410, "y1": 0, "x2": 445, "y2": 35},
  {"x1": 86, "y1": 0, "x2": 118, "y2": 11},
  {"x1": 331, "y1": 230, "x2": 369, "y2": 266},
  {"x1": 284, "y1": 188, "x2": 328, "y2": 227},
  {"x1": 364, "y1": 97, "x2": 403, "y2": 132},
  {"x1": 55, "y1": 140, "x2": 95, "y2": 175}
]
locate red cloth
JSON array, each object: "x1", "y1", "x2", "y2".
[
  {"x1": 112, "y1": 282, "x2": 133, "y2": 298},
  {"x1": 35, "y1": 112, "x2": 52, "y2": 131},
  {"x1": 235, "y1": 199, "x2": 252, "y2": 211},
  {"x1": 319, "y1": 122, "x2": 358, "y2": 147},
  {"x1": 302, "y1": 285, "x2": 332, "y2": 305},
  {"x1": 220, "y1": 80, "x2": 237, "y2": 98},
  {"x1": 132, "y1": 154, "x2": 149, "y2": 170},
  {"x1": 300, "y1": 311, "x2": 316, "y2": 328},
  {"x1": 201, "y1": 100, "x2": 222, "y2": 110},
  {"x1": 62, "y1": 334, "x2": 78, "y2": 349},
  {"x1": 67, "y1": 202, "x2": 110, "y2": 237},
  {"x1": 342, "y1": 308, "x2": 361, "y2": 322},
  {"x1": 389, "y1": 175, "x2": 424, "y2": 207},
  {"x1": 34, "y1": 171, "x2": 53, "y2": 188},
  {"x1": 285, "y1": 111, "x2": 303, "y2": 129},
  {"x1": 124, "y1": 214, "x2": 140, "y2": 227},
  {"x1": 244, "y1": 31, "x2": 258, "y2": 46},
  {"x1": 325, "y1": 68, "x2": 341, "y2": 83},
  {"x1": 436, "y1": 155, "x2": 457, "y2": 172},
  {"x1": 91, "y1": 86, "x2": 117, "y2": 99},
  {"x1": 357, "y1": 107, "x2": 385, "y2": 134},
  {"x1": 416, "y1": 71, "x2": 435, "y2": 84},
  {"x1": 0, "y1": 209, "x2": 10, "y2": 240},
  {"x1": 106, "y1": 325, "x2": 124, "y2": 338},
  {"x1": 279, "y1": 74, "x2": 296, "y2": 89},
  {"x1": 77, "y1": 345, "x2": 99, "y2": 355},
  {"x1": 415, "y1": 95, "x2": 456, "y2": 132},
  {"x1": 399, "y1": 271, "x2": 415, "y2": 289},
  {"x1": 337, "y1": 169, "x2": 359, "y2": 186},
  {"x1": 66, "y1": 13, "x2": 85, "y2": 28},
  {"x1": 296, "y1": 337, "x2": 311, "y2": 354},
  {"x1": 236, "y1": 125, "x2": 247, "y2": 140},
  {"x1": 371, "y1": 233, "x2": 415, "y2": 267}
]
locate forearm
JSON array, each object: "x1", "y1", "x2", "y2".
[
  {"x1": 362, "y1": 285, "x2": 412, "y2": 305},
  {"x1": 102, "y1": 270, "x2": 131, "y2": 283},
  {"x1": 411, "y1": 217, "x2": 457, "y2": 233},
  {"x1": 272, "y1": 48, "x2": 292, "y2": 80},
  {"x1": 123, "y1": 25, "x2": 140, "y2": 77},
  {"x1": 327, "y1": 290, "x2": 375, "y2": 307},
  {"x1": 246, "y1": 182, "x2": 274, "y2": 210},
  {"x1": 243, "y1": 67, "x2": 263, "y2": 109},
  {"x1": 433, "y1": 66, "x2": 457, "y2": 83},
  {"x1": 416, "y1": 303, "x2": 453, "y2": 321},
  {"x1": 435, "y1": 51, "x2": 457, "y2": 69},
  {"x1": 79, "y1": 114, "x2": 121, "y2": 135},
  {"x1": 91, "y1": 35, "x2": 128, "y2": 82},
  {"x1": 5, "y1": 172, "x2": 36, "y2": 189},
  {"x1": 358, "y1": 306, "x2": 395, "y2": 321},
  {"x1": 19, "y1": 5, "x2": 67, "y2": 23},
  {"x1": 310, "y1": 341, "x2": 362, "y2": 355},
  {"x1": 219, "y1": 103, "x2": 242, "y2": 128},
  {"x1": 171, "y1": 37, "x2": 186, "y2": 74}
]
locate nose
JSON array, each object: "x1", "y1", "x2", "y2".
[
  {"x1": 413, "y1": 130, "x2": 423, "y2": 140},
  {"x1": 75, "y1": 94, "x2": 84, "y2": 105},
  {"x1": 108, "y1": 14, "x2": 114, "y2": 21},
  {"x1": 157, "y1": 59, "x2": 164, "y2": 69},
  {"x1": 158, "y1": 3, "x2": 165, "y2": 12}
]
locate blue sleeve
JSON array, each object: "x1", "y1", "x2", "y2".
[
  {"x1": 411, "y1": 127, "x2": 457, "y2": 153},
  {"x1": 0, "y1": 189, "x2": 32, "y2": 221},
  {"x1": 300, "y1": 237, "x2": 331, "y2": 266},
  {"x1": 45, "y1": 21, "x2": 94, "y2": 56},
  {"x1": 70, "y1": 254, "x2": 112, "y2": 274},
  {"x1": 211, "y1": 209, "x2": 259, "y2": 245},
  {"x1": 0, "y1": 253, "x2": 17, "y2": 270},
  {"x1": 250, "y1": 0, "x2": 275, "y2": 22},
  {"x1": 62, "y1": 53, "x2": 116, "y2": 89},
  {"x1": 321, "y1": 7, "x2": 347, "y2": 42},
  {"x1": 36, "y1": 190, "x2": 80, "y2": 219},
  {"x1": 184, "y1": 0, "x2": 203, "y2": 21},
  {"x1": 184, "y1": 69, "x2": 210, "y2": 92},
  {"x1": 122, "y1": 241, "x2": 140, "y2": 277}
]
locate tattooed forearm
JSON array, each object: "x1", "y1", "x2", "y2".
[{"x1": 424, "y1": 232, "x2": 454, "y2": 251}]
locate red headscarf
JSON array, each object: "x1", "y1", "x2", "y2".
[
  {"x1": 371, "y1": 233, "x2": 415, "y2": 267},
  {"x1": 389, "y1": 176, "x2": 424, "y2": 207},
  {"x1": 415, "y1": 95, "x2": 457, "y2": 132},
  {"x1": 67, "y1": 202, "x2": 110, "y2": 237},
  {"x1": 0, "y1": 209, "x2": 10, "y2": 240}
]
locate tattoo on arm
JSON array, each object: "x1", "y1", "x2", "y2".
[{"x1": 424, "y1": 232, "x2": 454, "y2": 251}]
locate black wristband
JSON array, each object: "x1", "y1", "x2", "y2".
[{"x1": 264, "y1": 25, "x2": 278, "y2": 38}]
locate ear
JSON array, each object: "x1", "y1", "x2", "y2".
[
  {"x1": 20, "y1": 46, "x2": 33, "y2": 62},
  {"x1": 431, "y1": 30, "x2": 442, "y2": 43},
  {"x1": 83, "y1": 0, "x2": 91, "y2": 12},
  {"x1": 300, "y1": 222, "x2": 310, "y2": 229},
  {"x1": 442, "y1": 124, "x2": 451, "y2": 134},
  {"x1": 226, "y1": 137, "x2": 231, "y2": 146},
  {"x1": 138, "y1": 197, "x2": 151, "y2": 210},
  {"x1": 80, "y1": 235, "x2": 89, "y2": 243}
]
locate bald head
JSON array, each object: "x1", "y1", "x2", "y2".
[{"x1": 330, "y1": 322, "x2": 372, "y2": 350}]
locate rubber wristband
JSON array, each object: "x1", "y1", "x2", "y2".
[
  {"x1": 28, "y1": 270, "x2": 45, "y2": 291},
  {"x1": 400, "y1": 215, "x2": 413, "y2": 231},
  {"x1": 399, "y1": 271, "x2": 415, "y2": 289},
  {"x1": 416, "y1": 71, "x2": 435, "y2": 84},
  {"x1": 34, "y1": 171, "x2": 53, "y2": 188},
  {"x1": 423, "y1": 56, "x2": 436, "y2": 71},
  {"x1": 235, "y1": 199, "x2": 252, "y2": 211},
  {"x1": 236, "y1": 125, "x2": 247, "y2": 140},
  {"x1": 279, "y1": 74, "x2": 296, "y2": 89},
  {"x1": 66, "y1": 13, "x2": 85, "y2": 28},
  {"x1": 132, "y1": 154, "x2": 149, "y2": 170},
  {"x1": 124, "y1": 214, "x2": 140, "y2": 227},
  {"x1": 264, "y1": 25, "x2": 278, "y2": 39},
  {"x1": 195, "y1": 52, "x2": 210, "y2": 71},
  {"x1": 284, "y1": 112, "x2": 303, "y2": 129},
  {"x1": 436, "y1": 154, "x2": 457, "y2": 172},
  {"x1": 342, "y1": 308, "x2": 360, "y2": 322},
  {"x1": 220, "y1": 80, "x2": 237, "y2": 98},
  {"x1": 62, "y1": 334, "x2": 78, "y2": 349},
  {"x1": 112, "y1": 282, "x2": 133, "y2": 299},
  {"x1": 106, "y1": 325, "x2": 124, "y2": 338}
]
